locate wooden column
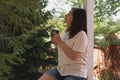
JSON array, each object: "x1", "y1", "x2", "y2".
[{"x1": 83, "y1": 0, "x2": 94, "y2": 80}]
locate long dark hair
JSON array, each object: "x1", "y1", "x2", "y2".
[{"x1": 68, "y1": 8, "x2": 87, "y2": 38}]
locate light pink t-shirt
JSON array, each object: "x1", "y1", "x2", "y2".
[{"x1": 57, "y1": 30, "x2": 88, "y2": 78}]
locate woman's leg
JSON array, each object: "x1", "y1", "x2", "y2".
[
  {"x1": 38, "y1": 68, "x2": 60, "y2": 80},
  {"x1": 64, "y1": 76, "x2": 87, "y2": 80},
  {"x1": 38, "y1": 73, "x2": 55, "y2": 80}
]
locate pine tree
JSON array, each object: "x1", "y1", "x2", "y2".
[{"x1": 0, "y1": 0, "x2": 57, "y2": 80}]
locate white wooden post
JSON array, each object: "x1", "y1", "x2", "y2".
[{"x1": 83, "y1": 0, "x2": 94, "y2": 80}]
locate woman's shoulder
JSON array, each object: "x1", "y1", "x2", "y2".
[
  {"x1": 73, "y1": 31, "x2": 88, "y2": 43},
  {"x1": 76, "y1": 30, "x2": 87, "y2": 37}
]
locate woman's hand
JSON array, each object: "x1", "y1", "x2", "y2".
[{"x1": 51, "y1": 32, "x2": 62, "y2": 45}]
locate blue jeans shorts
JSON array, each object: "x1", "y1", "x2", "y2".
[{"x1": 45, "y1": 68, "x2": 87, "y2": 80}]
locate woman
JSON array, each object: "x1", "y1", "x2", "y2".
[{"x1": 38, "y1": 8, "x2": 88, "y2": 80}]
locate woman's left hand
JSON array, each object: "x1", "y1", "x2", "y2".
[{"x1": 51, "y1": 32, "x2": 62, "y2": 45}]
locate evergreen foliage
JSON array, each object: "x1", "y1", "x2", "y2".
[{"x1": 0, "y1": 0, "x2": 57, "y2": 80}]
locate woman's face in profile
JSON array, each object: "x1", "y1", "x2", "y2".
[{"x1": 64, "y1": 9, "x2": 73, "y2": 27}]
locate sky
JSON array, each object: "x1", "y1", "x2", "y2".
[
  {"x1": 45, "y1": 0, "x2": 71, "y2": 15},
  {"x1": 45, "y1": 0, "x2": 120, "y2": 21},
  {"x1": 112, "y1": 12, "x2": 120, "y2": 21}
]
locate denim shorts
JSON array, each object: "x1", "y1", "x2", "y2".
[{"x1": 45, "y1": 68, "x2": 87, "y2": 80}]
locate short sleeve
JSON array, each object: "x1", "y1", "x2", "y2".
[{"x1": 72, "y1": 31, "x2": 88, "y2": 53}]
